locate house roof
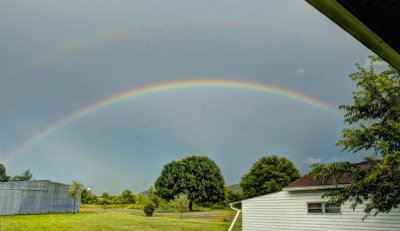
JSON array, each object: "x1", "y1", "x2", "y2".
[
  {"x1": 286, "y1": 173, "x2": 351, "y2": 188},
  {"x1": 284, "y1": 162, "x2": 369, "y2": 190},
  {"x1": 306, "y1": 0, "x2": 400, "y2": 71}
]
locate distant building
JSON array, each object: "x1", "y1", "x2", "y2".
[{"x1": 0, "y1": 180, "x2": 79, "y2": 215}]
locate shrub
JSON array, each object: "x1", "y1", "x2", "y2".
[{"x1": 144, "y1": 202, "x2": 155, "y2": 216}]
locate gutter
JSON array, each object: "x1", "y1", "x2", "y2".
[
  {"x1": 228, "y1": 201, "x2": 241, "y2": 231},
  {"x1": 283, "y1": 184, "x2": 350, "y2": 192},
  {"x1": 305, "y1": 0, "x2": 400, "y2": 71}
]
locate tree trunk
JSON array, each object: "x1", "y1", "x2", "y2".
[
  {"x1": 73, "y1": 198, "x2": 76, "y2": 214},
  {"x1": 189, "y1": 200, "x2": 193, "y2": 211}
]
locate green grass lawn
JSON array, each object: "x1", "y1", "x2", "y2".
[{"x1": 0, "y1": 208, "x2": 241, "y2": 231}]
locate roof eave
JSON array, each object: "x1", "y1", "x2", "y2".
[
  {"x1": 283, "y1": 184, "x2": 350, "y2": 192},
  {"x1": 306, "y1": 0, "x2": 400, "y2": 71}
]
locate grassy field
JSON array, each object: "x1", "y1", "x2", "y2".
[{"x1": 0, "y1": 208, "x2": 242, "y2": 231}]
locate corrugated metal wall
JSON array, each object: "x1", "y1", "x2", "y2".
[
  {"x1": 242, "y1": 190, "x2": 400, "y2": 231},
  {"x1": 0, "y1": 180, "x2": 79, "y2": 215}
]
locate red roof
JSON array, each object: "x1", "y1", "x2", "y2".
[
  {"x1": 286, "y1": 174, "x2": 352, "y2": 188},
  {"x1": 286, "y1": 162, "x2": 369, "y2": 188}
]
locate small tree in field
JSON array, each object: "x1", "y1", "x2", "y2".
[
  {"x1": 171, "y1": 193, "x2": 189, "y2": 216},
  {"x1": 69, "y1": 181, "x2": 85, "y2": 213}
]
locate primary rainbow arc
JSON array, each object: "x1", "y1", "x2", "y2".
[{"x1": 3, "y1": 79, "x2": 338, "y2": 162}]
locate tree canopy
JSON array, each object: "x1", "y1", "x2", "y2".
[
  {"x1": 120, "y1": 189, "x2": 136, "y2": 204},
  {"x1": 0, "y1": 163, "x2": 10, "y2": 182},
  {"x1": 11, "y1": 170, "x2": 33, "y2": 181},
  {"x1": 0, "y1": 163, "x2": 32, "y2": 182},
  {"x1": 312, "y1": 56, "x2": 400, "y2": 217},
  {"x1": 240, "y1": 155, "x2": 300, "y2": 198},
  {"x1": 154, "y1": 155, "x2": 225, "y2": 211}
]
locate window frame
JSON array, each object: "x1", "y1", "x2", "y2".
[{"x1": 306, "y1": 202, "x2": 341, "y2": 215}]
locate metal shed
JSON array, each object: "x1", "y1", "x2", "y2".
[{"x1": 0, "y1": 180, "x2": 79, "y2": 215}]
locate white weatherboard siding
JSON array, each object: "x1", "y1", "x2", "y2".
[{"x1": 242, "y1": 190, "x2": 400, "y2": 231}]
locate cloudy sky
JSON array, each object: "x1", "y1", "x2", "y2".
[{"x1": 1, "y1": 0, "x2": 372, "y2": 194}]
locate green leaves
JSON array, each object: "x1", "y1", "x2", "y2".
[
  {"x1": 240, "y1": 155, "x2": 300, "y2": 198},
  {"x1": 171, "y1": 193, "x2": 189, "y2": 213},
  {"x1": 314, "y1": 56, "x2": 400, "y2": 217},
  {"x1": 69, "y1": 180, "x2": 85, "y2": 199},
  {"x1": 154, "y1": 155, "x2": 225, "y2": 210}
]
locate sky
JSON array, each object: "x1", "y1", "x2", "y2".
[{"x1": 1, "y1": 0, "x2": 373, "y2": 195}]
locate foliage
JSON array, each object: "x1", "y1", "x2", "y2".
[
  {"x1": 81, "y1": 189, "x2": 97, "y2": 204},
  {"x1": 100, "y1": 192, "x2": 111, "y2": 199},
  {"x1": 69, "y1": 181, "x2": 85, "y2": 199},
  {"x1": 69, "y1": 181, "x2": 86, "y2": 213},
  {"x1": 0, "y1": 163, "x2": 10, "y2": 182},
  {"x1": 225, "y1": 186, "x2": 243, "y2": 203},
  {"x1": 240, "y1": 155, "x2": 300, "y2": 198},
  {"x1": 98, "y1": 198, "x2": 111, "y2": 209},
  {"x1": 143, "y1": 201, "x2": 155, "y2": 216},
  {"x1": 154, "y1": 155, "x2": 225, "y2": 211},
  {"x1": 148, "y1": 187, "x2": 165, "y2": 208},
  {"x1": 11, "y1": 169, "x2": 33, "y2": 181},
  {"x1": 0, "y1": 164, "x2": 32, "y2": 182},
  {"x1": 171, "y1": 193, "x2": 189, "y2": 214},
  {"x1": 120, "y1": 189, "x2": 136, "y2": 204},
  {"x1": 136, "y1": 193, "x2": 150, "y2": 206},
  {"x1": 312, "y1": 56, "x2": 400, "y2": 217}
]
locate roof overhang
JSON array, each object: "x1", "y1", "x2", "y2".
[
  {"x1": 283, "y1": 184, "x2": 349, "y2": 192},
  {"x1": 306, "y1": 0, "x2": 400, "y2": 71}
]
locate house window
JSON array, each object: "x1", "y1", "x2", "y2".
[
  {"x1": 307, "y1": 202, "x2": 340, "y2": 214},
  {"x1": 307, "y1": 203, "x2": 323, "y2": 213},
  {"x1": 325, "y1": 203, "x2": 341, "y2": 213}
]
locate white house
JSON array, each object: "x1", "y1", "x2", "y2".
[{"x1": 241, "y1": 169, "x2": 400, "y2": 231}]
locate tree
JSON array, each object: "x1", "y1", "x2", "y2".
[
  {"x1": 148, "y1": 186, "x2": 163, "y2": 208},
  {"x1": 100, "y1": 192, "x2": 111, "y2": 199},
  {"x1": 0, "y1": 163, "x2": 10, "y2": 182},
  {"x1": 11, "y1": 170, "x2": 33, "y2": 181},
  {"x1": 120, "y1": 189, "x2": 135, "y2": 204},
  {"x1": 81, "y1": 189, "x2": 97, "y2": 204},
  {"x1": 240, "y1": 155, "x2": 300, "y2": 198},
  {"x1": 225, "y1": 186, "x2": 243, "y2": 203},
  {"x1": 312, "y1": 56, "x2": 400, "y2": 217},
  {"x1": 154, "y1": 155, "x2": 225, "y2": 211},
  {"x1": 171, "y1": 193, "x2": 189, "y2": 215},
  {"x1": 69, "y1": 181, "x2": 85, "y2": 213}
]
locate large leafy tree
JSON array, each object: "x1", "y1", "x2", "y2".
[
  {"x1": 154, "y1": 155, "x2": 225, "y2": 211},
  {"x1": 241, "y1": 155, "x2": 300, "y2": 198},
  {"x1": 312, "y1": 56, "x2": 400, "y2": 216}
]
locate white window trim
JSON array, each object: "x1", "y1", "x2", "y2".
[{"x1": 307, "y1": 201, "x2": 341, "y2": 215}]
